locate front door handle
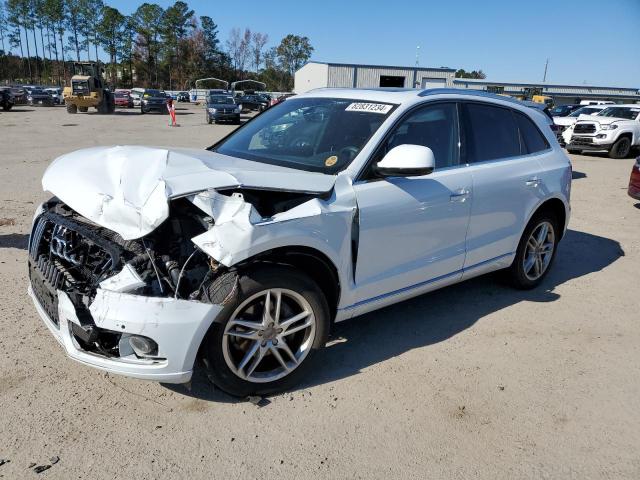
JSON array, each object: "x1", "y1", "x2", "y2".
[{"x1": 450, "y1": 189, "x2": 470, "y2": 202}]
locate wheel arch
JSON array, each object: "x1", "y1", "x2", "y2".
[
  {"x1": 527, "y1": 196, "x2": 568, "y2": 240},
  {"x1": 238, "y1": 246, "x2": 341, "y2": 322}
]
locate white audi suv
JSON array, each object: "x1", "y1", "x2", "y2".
[{"x1": 28, "y1": 88, "x2": 571, "y2": 396}]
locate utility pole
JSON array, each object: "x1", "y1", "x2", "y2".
[
  {"x1": 415, "y1": 45, "x2": 420, "y2": 68},
  {"x1": 543, "y1": 58, "x2": 549, "y2": 82}
]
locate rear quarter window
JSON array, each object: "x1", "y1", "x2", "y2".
[{"x1": 515, "y1": 112, "x2": 550, "y2": 154}]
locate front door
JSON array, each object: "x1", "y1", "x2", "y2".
[{"x1": 352, "y1": 102, "x2": 472, "y2": 303}]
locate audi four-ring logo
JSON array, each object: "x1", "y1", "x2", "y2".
[{"x1": 50, "y1": 225, "x2": 85, "y2": 266}]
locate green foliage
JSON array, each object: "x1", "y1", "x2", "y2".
[
  {"x1": 1, "y1": 0, "x2": 313, "y2": 91},
  {"x1": 455, "y1": 68, "x2": 487, "y2": 79}
]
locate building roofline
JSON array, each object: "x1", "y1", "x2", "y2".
[
  {"x1": 303, "y1": 60, "x2": 456, "y2": 72},
  {"x1": 452, "y1": 78, "x2": 639, "y2": 92}
]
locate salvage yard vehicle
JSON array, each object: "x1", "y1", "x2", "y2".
[
  {"x1": 64, "y1": 62, "x2": 115, "y2": 114},
  {"x1": 550, "y1": 104, "x2": 582, "y2": 117},
  {"x1": 140, "y1": 89, "x2": 168, "y2": 113},
  {"x1": 205, "y1": 93, "x2": 241, "y2": 124},
  {"x1": 25, "y1": 87, "x2": 54, "y2": 106},
  {"x1": 628, "y1": 156, "x2": 640, "y2": 200},
  {"x1": 554, "y1": 105, "x2": 608, "y2": 145},
  {"x1": 567, "y1": 105, "x2": 640, "y2": 158},
  {"x1": 27, "y1": 88, "x2": 571, "y2": 396},
  {"x1": 114, "y1": 91, "x2": 133, "y2": 108},
  {"x1": 0, "y1": 88, "x2": 14, "y2": 111},
  {"x1": 45, "y1": 87, "x2": 63, "y2": 105},
  {"x1": 235, "y1": 93, "x2": 270, "y2": 112}
]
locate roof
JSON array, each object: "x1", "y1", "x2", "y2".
[{"x1": 304, "y1": 61, "x2": 456, "y2": 72}]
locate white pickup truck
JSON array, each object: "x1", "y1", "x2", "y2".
[{"x1": 567, "y1": 105, "x2": 640, "y2": 158}]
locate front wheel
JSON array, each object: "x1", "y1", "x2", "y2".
[
  {"x1": 201, "y1": 266, "x2": 329, "y2": 397},
  {"x1": 66, "y1": 103, "x2": 77, "y2": 114},
  {"x1": 507, "y1": 213, "x2": 559, "y2": 289},
  {"x1": 2, "y1": 103, "x2": 12, "y2": 111},
  {"x1": 609, "y1": 136, "x2": 631, "y2": 159}
]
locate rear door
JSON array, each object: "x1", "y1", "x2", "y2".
[{"x1": 460, "y1": 102, "x2": 548, "y2": 273}]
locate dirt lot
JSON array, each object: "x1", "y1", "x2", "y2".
[{"x1": 1, "y1": 103, "x2": 639, "y2": 479}]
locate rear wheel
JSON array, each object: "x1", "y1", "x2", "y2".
[
  {"x1": 508, "y1": 213, "x2": 559, "y2": 289},
  {"x1": 201, "y1": 265, "x2": 329, "y2": 397},
  {"x1": 2, "y1": 103, "x2": 12, "y2": 111},
  {"x1": 66, "y1": 103, "x2": 77, "y2": 114},
  {"x1": 609, "y1": 136, "x2": 631, "y2": 159}
]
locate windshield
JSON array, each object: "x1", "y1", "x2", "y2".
[
  {"x1": 208, "y1": 95, "x2": 235, "y2": 105},
  {"x1": 213, "y1": 97, "x2": 396, "y2": 173},
  {"x1": 597, "y1": 107, "x2": 640, "y2": 120}
]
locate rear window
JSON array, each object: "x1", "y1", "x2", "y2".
[
  {"x1": 463, "y1": 103, "x2": 520, "y2": 162},
  {"x1": 515, "y1": 112, "x2": 550, "y2": 154}
]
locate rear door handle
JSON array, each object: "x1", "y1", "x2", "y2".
[{"x1": 450, "y1": 189, "x2": 470, "y2": 202}]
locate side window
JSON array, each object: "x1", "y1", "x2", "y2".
[
  {"x1": 515, "y1": 112, "x2": 550, "y2": 154},
  {"x1": 463, "y1": 103, "x2": 520, "y2": 162},
  {"x1": 381, "y1": 103, "x2": 459, "y2": 170}
]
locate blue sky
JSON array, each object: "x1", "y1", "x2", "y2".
[{"x1": 70, "y1": 0, "x2": 640, "y2": 87}]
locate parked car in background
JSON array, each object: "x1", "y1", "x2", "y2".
[
  {"x1": 27, "y1": 88, "x2": 571, "y2": 396},
  {"x1": 25, "y1": 87, "x2": 53, "y2": 106},
  {"x1": 628, "y1": 156, "x2": 640, "y2": 200},
  {"x1": 568, "y1": 105, "x2": 640, "y2": 158},
  {"x1": 235, "y1": 93, "x2": 269, "y2": 112},
  {"x1": 45, "y1": 87, "x2": 63, "y2": 105},
  {"x1": 549, "y1": 104, "x2": 582, "y2": 117},
  {"x1": 114, "y1": 91, "x2": 134, "y2": 108},
  {"x1": 177, "y1": 91, "x2": 190, "y2": 102},
  {"x1": 140, "y1": 89, "x2": 168, "y2": 114},
  {"x1": 580, "y1": 100, "x2": 615, "y2": 106},
  {"x1": 554, "y1": 105, "x2": 609, "y2": 146},
  {"x1": 270, "y1": 93, "x2": 295, "y2": 107},
  {"x1": 205, "y1": 93, "x2": 241, "y2": 124},
  {"x1": 8, "y1": 87, "x2": 28, "y2": 105},
  {"x1": 130, "y1": 88, "x2": 145, "y2": 107},
  {"x1": 0, "y1": 88, "x2": 14, "y2": 111}
]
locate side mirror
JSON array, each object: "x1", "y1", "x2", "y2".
[{"x1": 375, "y1": 144, "x2": 435, "y2": 177}]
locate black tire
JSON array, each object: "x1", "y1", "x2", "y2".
[
  {"x1": 140, "y1": 106, "x2": 146, "y2": 114},
  {"x1": 609, "y1": 136, "x2": 632, "y2": 159},
  {"x1": 2, "y1": 103, "x2": 12, "y2": 111},
  {"x1": 507, "y1": 212, "x2": 560, "y2": 289},
  {"x1": 66, "y1": 103, "x2": 77, "y2": 114},
  {"x1": 206, "y1": 114, "x2": 212, "y2": 124},
  {"x1": 201, "y1": 265, "x2": 330, "y2": 397}
]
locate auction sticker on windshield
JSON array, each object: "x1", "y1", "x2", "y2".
[{"x1": 345, "y1": 103, "x2": 393, "y2": 114}]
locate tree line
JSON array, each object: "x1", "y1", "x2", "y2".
[{"x1": 0, "y1": 0, "x2": 314, "y2": 91}]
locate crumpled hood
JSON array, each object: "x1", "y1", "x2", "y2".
[{"x1": 42, "y1": 145, "x2": 336, "y2": 240}]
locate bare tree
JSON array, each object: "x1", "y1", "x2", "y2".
[{"x1": 251, "y1": 31, "x2": 268, "y2": 72}]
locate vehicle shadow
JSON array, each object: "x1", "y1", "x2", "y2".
[
  {"x1": 4, "y1": 108, "x2": 35, "y2": 113},
  {"x1": 165, "y1": 228, "x2": 623, "y2": 402},
  {"x1": 0, "y1": 233, "x2": 29, "y2": 249},
  {"x1": 572, "y1": 170, "x2": 587, "y2": 180}
]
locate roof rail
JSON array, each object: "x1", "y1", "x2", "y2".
[{"x1": 418, "y1": 88, "x2": 525, "y2": 105}]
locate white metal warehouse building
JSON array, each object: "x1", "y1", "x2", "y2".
[
  {"x1": 294, "y1": 61, "x2": 640, "y2": 104},
  {"x1": 294, "y1": 61, "x2": 456, "y2": 93}
]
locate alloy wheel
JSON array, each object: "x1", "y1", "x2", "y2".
[
  {"x1": 523, "y1": 221, "x2": 555, "y2": 281},
  {"x1": 222, "y1": 288, "x2": 316, "y2": 383}
]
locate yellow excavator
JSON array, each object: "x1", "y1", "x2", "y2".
[{"x1": 63, "y1": 62, "x2": 115, "y2": 114}]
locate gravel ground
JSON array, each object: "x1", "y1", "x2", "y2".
[{"x1": 1, "y1": 103, "x2": 639, "y2": 479}]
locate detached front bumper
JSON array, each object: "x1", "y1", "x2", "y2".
[{"x1": 29, "y1": 285, "x2": 222, "y2": 383}]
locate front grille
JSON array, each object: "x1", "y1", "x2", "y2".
[
  {"x1": 219, "y1": 108, "x2": 236, "y2": 114},
  {"x1": 571, "y1": 136, "x2": 594, "y2": 145},
  {"x1": 28, "y1": 211, "x2": 126, "y2": 324},
  {"x1": 574, "y1": 123, "x2": 596, "y2": 134}
]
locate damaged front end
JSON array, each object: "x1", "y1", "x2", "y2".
[
  {"x1": 27, "y1": 181, "x2": 354, "y2": 383},
  {"x1": 27, "y1": 197, "x2": 234, "y2": 382}
]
